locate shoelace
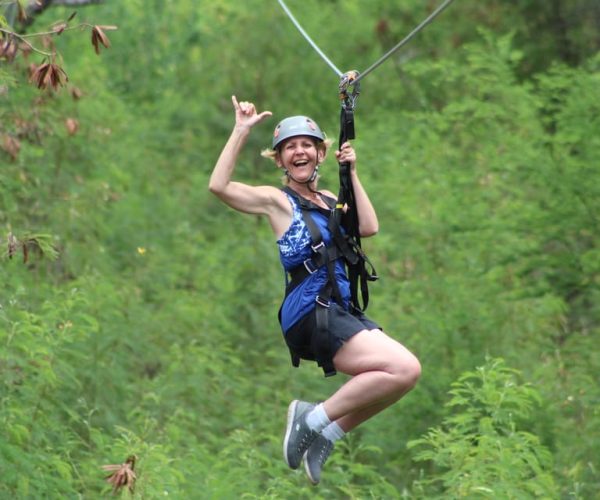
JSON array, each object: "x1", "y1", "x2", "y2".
[
  {"x1": 296, "y1": 429, "x2": 316, "y2": 453},
  {"x1": 318, "y1": 441, "x2": 333, "y2": 465}
]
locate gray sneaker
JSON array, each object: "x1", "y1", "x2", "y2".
[
  {"x1": 283, "y1": 400, "x2": 318, "y2": 469},
  {"x1": 303, "y1": 434, "x2": 334, "y2": 485}
]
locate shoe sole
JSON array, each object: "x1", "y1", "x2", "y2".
[
  {"x1": 283, "y1": 400, "x2": 300, "y2": 469},
  {"x1": 303, "y1": 450, "x2": 319, "y2": 485}
]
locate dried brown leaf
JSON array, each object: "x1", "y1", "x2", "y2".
[
  {"x1": 7, "y1": 233, "x2": 18, "y2": 259},
  {"x1": 65, "y1": 118, "x2": 79, "y2": 136},
  {"x1": 101, "y1": 455, "x2": 137, "y2": 494},
  {"x1": 0, "y1": 38, "x2": 17, "y2": 62},
  {"x1": 2, "y1": 134, "x2": 21, "y2": 160},
  {"x1": 17, "y1": 1, "x2": 28, "y2": 23},
  {"x1": 30, "y1": 62, "x2": 50, "y2": 88},
  {"x1": 30, "y1": 62, "x2": 68, "y2": 90},
  {"x1": 70, "y1": 86, "x2": 83, "y2": 100},
  {"x1": 101, "y1": 464, "x2": 122, "y2": 472},
  {"x1": 91, "y1": 25, "x2": 112, "y2": 55},
  {"x1": 52, "y1": 22, "x2": 68, "y2": 35}
]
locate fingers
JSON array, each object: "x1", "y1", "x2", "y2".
[
  {"x1": 336, "y1": 141, "x2": 356, "y2": 165},
  {"x1": 232, "y1": 96, "x2": 272, "y2": 125},
  {"x1": 336, "y1": 142, "x2": 354, "y2": 156},
  {"x1": 232, "y1": 95, "x2": 254, "y2": 114},
  {"x1": 241, "y1": 102, "x2": 254, "y2": 115},
  {"x1": 256, "y1": 110, "x2": 273, "y2": 123}
]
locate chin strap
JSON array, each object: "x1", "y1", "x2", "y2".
[{"x1": 285, "y1": 164, "x2": 320, "y2": 186}]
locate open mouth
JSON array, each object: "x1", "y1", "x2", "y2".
[{"x1": 293, "y1": 160, "x2": 309, "y2": 168}]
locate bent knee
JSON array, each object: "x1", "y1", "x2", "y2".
[{"x1": 390, "y1": 352, "x2": 421, "y2": 391}]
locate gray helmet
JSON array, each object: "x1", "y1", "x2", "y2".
[{"x1": 272, "y1": 115, "x2": 325, "y2": 150}]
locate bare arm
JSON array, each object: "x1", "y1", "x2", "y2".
[
  {"x1": 335, "y1": 142, "x2": 379, "y2": 237},
  {"x1": 209, "y1": 96, "x2": 280, "y2": 215}
]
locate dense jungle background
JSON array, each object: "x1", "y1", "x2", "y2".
[{"x1": 1, "y1": 0, "x2": 600, "y2": 498}]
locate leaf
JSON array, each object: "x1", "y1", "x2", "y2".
[
  {"x1": 65, "y1": 117, "x2": 79, "y2": 136},
  {"x1": 0, "y1": 37, "x2": 17, "y2": 62},
  {"x1": 17, "y1": 1, "x2": 28, "y2": 23},
  {"x1": 1, "y1": 134, "x2": 21, "y2": 160},
  {"x1": 29, "y1": 62, "x2": 50, "y2": 88},
  {"x1": 52, "y1": 22, "x2": 68, "y2": 35},
  {"x1": 70, "y1": 86, "x2": 83, "y2": 100},
  {"x1": 7, "y1": 232, "x2": 19, "y2": 259},
  {"x1": 101, "y1": 455, "x2": 137, "y2": 494},
  {"x1": 91, "y1": 25, "x2": 115, "y2": 55},
  {"x1": 29, "y1": 62, "x2": 68, "y2": 90}
]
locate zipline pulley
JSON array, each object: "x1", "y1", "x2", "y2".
[{"x1": 338, "y1": 70, "x2": 360, "y2": 144}]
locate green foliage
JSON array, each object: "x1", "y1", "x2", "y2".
[
  {"x1": 409, "y1": 358, "x2": 556, "y2": 498},
  {"x1": 1, "y1": 0, "x2": 599, "y2": 497}
]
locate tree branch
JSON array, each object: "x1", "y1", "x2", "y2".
[{"x1": 8, "y1": 0, "x2": 104, "y2": 32}]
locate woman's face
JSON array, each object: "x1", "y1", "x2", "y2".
[{"x1": 276, "y1": 136, "x2": 323, "y2": 182}]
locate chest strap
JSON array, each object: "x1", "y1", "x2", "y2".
[{"x1": 283, "y1": 187, "x2": 366, "y2": 377}]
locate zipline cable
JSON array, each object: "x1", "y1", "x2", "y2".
[
  {"x1": 276, "y1": 0, "x2": 343, "y2": 78},
  {"x1": 353, "y1": 0, "x2": 455, "y2": 84},
  {"x1": 277, "y1": 0, "x2": 455, "y2": 85}
]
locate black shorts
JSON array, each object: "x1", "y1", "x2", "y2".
[{"x1": 284, "y1": 303, "x2": 381, "y2": 364}]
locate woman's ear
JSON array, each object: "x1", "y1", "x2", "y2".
[{"x1": 317, "y1": 146, "x2": 326, "y2": 163}]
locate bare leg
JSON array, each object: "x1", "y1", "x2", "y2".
[
  {"x1": 322, "y1": 329, "x2": 421, "y2": 429},
  {"x1": 335, "y1": 394, "x2": 402, "y2": 433}
]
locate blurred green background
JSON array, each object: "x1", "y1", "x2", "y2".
[{"x1": 1, "y1": 1, "x2": 599, "y2": 497}]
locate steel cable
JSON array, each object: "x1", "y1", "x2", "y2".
[
  {"x1": 276, "y1": 0, "x2": 343, "y2": 77},
  {"x1": 277, "y1": 0, "x2": 455, "y2": 84}
]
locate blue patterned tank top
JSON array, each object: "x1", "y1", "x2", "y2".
[{"x1": 277, "y1": 192, "x2": 351, "y2": 332}]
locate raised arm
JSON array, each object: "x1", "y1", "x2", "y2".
[
  {"x1": 335, "y1": 142, "x2": 379, "y2": 237},
  {"x1": 209, "y1": 96, "x2": 279, "y2": 215}
]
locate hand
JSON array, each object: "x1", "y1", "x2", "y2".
[
  {"x1": 232, "y1": 95, "x2": 272, "y2": 130},
  {"x1": 335, "y1": 141, "x2": 356, "y2": 170}
]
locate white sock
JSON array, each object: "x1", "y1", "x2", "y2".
[
  {"x1": 305, "y1": 403, "x2": 331, "y2": 433},
  {"x1": 321, "y1": 421, "x2": 345, "y2": 443}
]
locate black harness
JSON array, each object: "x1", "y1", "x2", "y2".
[{"x1": 280, "y1": 186, "x2": 377, "y2": 376}]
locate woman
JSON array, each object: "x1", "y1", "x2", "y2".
[{"x1": 209, "y1": 96, "x2": 421, "y2": 485}]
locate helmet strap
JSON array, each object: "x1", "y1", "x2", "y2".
[{"x1": 285, "y1": 164, "x2": 319, "y2": 189}]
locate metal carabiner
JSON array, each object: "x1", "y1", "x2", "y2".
[{"x1": 339, "y1": 70, "x2": 361, "y2": 109}]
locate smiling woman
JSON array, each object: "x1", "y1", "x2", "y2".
[
  {"x1": 261, "y1": 128, "x2": 333, "y2": 188},
  {"x1": 209, "y1": 95, "x2": 420, "y2": 485}
]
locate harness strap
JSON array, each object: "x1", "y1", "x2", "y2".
[
  {"x1": 313, "y1": 295, "x2": 336, "y2": 377},
  {"x1": 286, "y1": 244, "x2": 344, "y2": 294},
  {"x1": 281, "y1": 186, "x2": 375, "y2": 376},
  {"x1": 298, "y1": 206, "x2": 345, "y2": 306}
]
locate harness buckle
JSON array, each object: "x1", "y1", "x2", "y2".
[
  {"x1": 303, "y1": 258, "x2": 318, "y2": 275},
  {"x1": 311, "y1": 241, "x2": 325, "y2": 253},
  {"x1": 315, "y1": 295, "x2": 331, "y2": 308}
]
